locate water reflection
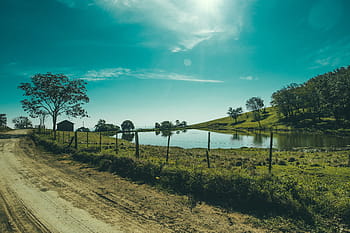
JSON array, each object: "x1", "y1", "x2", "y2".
[
  {"x1": 134, "y1": 129, "x2": 350, "y2": 149},
  {"x1": 231, "y1": 131, "x2": 242, "y2": 141},
  {"x1": 155, "y1": 129, "x2": 186, "y2": 137},
  {"x1": 253, "y1": 133, "x2": 264, "y2": 146},
  {"x1": 274, "y1": 133, "x2": 349, "y2": 149},
  {"x1": 122, "y1": 132, "x2": 135, "y2": 142}
]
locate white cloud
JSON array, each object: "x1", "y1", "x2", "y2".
[
  {"x1": 58, "y1": 0, "x2": 253, "y2": 52},
  {"x1": 81, "y1": 77, "x2": 109, "y2": 81},
  {"x1": 80, "y1": 67, "x2": 223, "y2": 83},
  {"x1": 240, "y1": 76, "x2": 255, "y2": 80},
  {"x1": 83, "y1": 68, "x2": 131, "y2": 78}
]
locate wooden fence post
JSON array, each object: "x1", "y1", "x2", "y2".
[
  {"x1": 86, "y1": 131, "x2": 89, "y2": 148},
  {"x1": 115, "y1": 132, "x2": 118, "y2": 154},
  {"x1": 208, "y1": 132, "x2": 211, "y2": 151},
  {"x1": 135, "y1": 132, "x2": 140, "y2": 158},
  {"x1": 166, "y1": 135, "x2": 171, "y2": 163},
  {"x1": 268, "y1": 131, "x2": 273, "y2": 174},
  {"x1": 348, "y1": 154, "x2": 350, "y2": 167},
  {"x1": 74, "y1": 131, "x2": 78, "y2": 149},
  {"x1": 99, "y1": 132, "x2": 102, "y2": 152},
  {"x1": 206, "y1": 150, "x2": 210, "y2": 168},
  {"x1": 62, "y1": 131, "x2": 65, "y2": 143}
]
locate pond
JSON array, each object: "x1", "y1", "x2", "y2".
[{"x1": 122, "y1": 129, "x2": 350, "y2": 150}]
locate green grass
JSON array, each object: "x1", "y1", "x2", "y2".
[
  {"x1": 191, "y1": 107, "x2": 291, "y2": 131},
  {"x1": 32, "y1": 130, "x2": 350, "y2": 232},
  {"x1": 190, "y1": 107, "x2": 350, "y2": 135}
]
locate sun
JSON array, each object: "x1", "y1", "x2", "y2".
[{"x1": 194, "y1": 0, "x2": 221, "y2": 13}]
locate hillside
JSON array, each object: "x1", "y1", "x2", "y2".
[
  {"x1": 191, "y1": 107, "x2": 284, "y2": 131},
  {"x1": 190, "y1": 107, "x2": 350, "y2": 134}
]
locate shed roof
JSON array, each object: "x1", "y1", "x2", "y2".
[{"x1": 57, "y1": 120, "x2": 74, "y2": 125}]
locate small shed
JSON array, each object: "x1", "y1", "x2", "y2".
[{"x1": 57, "y1": 120, "x2": 74, "y2": 131}]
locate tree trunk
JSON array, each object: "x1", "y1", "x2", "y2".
[{"x1": 52, "y1": 114, "x2": 57, "y2": 140}]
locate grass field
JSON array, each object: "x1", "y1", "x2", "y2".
[
  {"x1": 191, "y1": 107, "x2": 350, "y2": 136},
  {"x1": 33, "y1": 129, "x2": 350, "y2": 232}
]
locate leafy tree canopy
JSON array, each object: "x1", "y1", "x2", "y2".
[
  {"x1": 12, "y1": 116, "x2": 32, "y2": 129},
  {"x1": 246, "y1": 97, "x2": 264, "y2": 112},
  {"x1": 246, "y1": 97, "x2": 264, "y2": 128},
  {"x1": 271, "y1": 66, "x2": 350, "y2": 122},
  {"x1": 121, "y1": 120, "x2": 135, "y2": 131},
  {"x1": 76, "y1": 127, "x2": 90, "y2": 132},
  {"x1": 94, "y1": 119, "x2": 120, "y2": 132},
  {"x1": 18, "y1": 73, "x2": 89, "y2": 136},
  {"x1": 227, "y1": 107, "x2": 243, "y2": 123}
]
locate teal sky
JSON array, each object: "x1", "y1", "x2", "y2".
[{"x1": 1, "y1": 0, "x2": 350, "y2": 129}]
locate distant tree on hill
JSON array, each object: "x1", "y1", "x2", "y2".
[
  {"x1": 155, "y1": 122, "x2": 161, "y2": 129},
  {"x1": 121, "y1": 120, "x2": 135, "y2": 131},
  {"x1": 179, "y1": 121, "x2": 187, "y2": 127},
  {"x1": 94, "y1": 119, "x2": 120, "y2": 133},
  {"x1": 76, "y1": 127, "x2": 90, "y2": 132},
  {"x1": 246, "y1": 97, "x2": 264, "y2": 128},
  {"x1": 12, "y1": 116, "x2": 32, "y2": 129},
  {"x1": 18, "y1": 73, "x2": 89, "y2": 139},
  {"x1": 160, "y1": 121, "x2": 173, "y2": 129},
  {"x1": 227, "y1": 107, "x2": 243, "y2": 123},
  {"x1": 174, "y1": 120, "x2": 187, "y2": 128}
]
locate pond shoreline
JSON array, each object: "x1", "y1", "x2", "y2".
[{"x1": 122, "y1": 129, "x2": 350, "y2": 151}]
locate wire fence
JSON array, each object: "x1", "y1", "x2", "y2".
[{"x1": 35, "y1": 128, "x2": 276, "y2": 170}]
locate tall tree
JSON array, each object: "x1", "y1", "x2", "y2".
[
  {"x1": 246, "y1": 97, "x2": 264, "y2": 127},
  {"x1": 12, "y1": 116, "x2": 33, "y2": 129},
  {"x1": 18, "y1": 73, "x2": 89, "y2": 139},
  {"x1": 227, "y1": 107, "x2": 243, "y2": 123},
  {"x1": 0, "y1": 114, "x2": 7, "y2": 127}
]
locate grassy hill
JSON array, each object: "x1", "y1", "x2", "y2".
[
  {"x1": 191, "y1": 107, "x2": 286, "y2": 131},
  {"x1": 190, "y1": 107, "x2": 350, "y2": 134}
]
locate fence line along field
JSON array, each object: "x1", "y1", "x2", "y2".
[{"x1": 33, "y1": 128, "x2": 350, "y2": 232}]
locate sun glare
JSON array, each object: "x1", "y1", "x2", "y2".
[{"x1": 194, "y1": 0, "x2": 221, "y2": 13}]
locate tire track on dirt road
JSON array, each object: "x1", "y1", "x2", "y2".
[{"x1": 0, "y1": 136, "x2": 125, "y2": 233}]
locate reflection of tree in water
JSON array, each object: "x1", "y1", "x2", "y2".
[
  {"x1": 122, "y1": 133, "x2": 135, "y2": 142},
  {"x1": 161, "y1": 130, "x2": 173, "y2": 137},
  {"x1": 253, "y1": 133, "x2": 264, "y2": 146},
  {"x1": 231, "y1": 131, "x2": 242, "y2": 141},
  {"x1": 154, "y1": 129, "x2": 175, "y2": 137}
]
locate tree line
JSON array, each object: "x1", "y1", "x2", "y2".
[{"x1": 271, "y1": 66, "x2": 350, "y2": 121}]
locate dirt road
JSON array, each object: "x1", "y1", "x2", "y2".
[{"x1": 0, "y1": 130, "x2": 267, "y2": 233}]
